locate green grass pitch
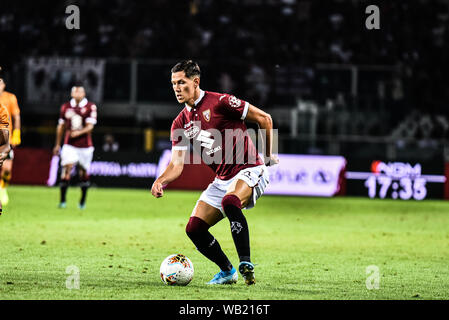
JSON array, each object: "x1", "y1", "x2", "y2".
[{"x1": 0, "y1": 185, "x2": 448, "y2": 300}]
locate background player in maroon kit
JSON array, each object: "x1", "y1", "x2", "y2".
[
  {"x1": 53, "y1": 84, "x2": 97, "y2": 209},
  {"x1": 151, "y1": 60, "x2": 278, "y2": 285}
]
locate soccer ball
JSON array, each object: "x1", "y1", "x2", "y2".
[{"x1": 160, "y1": 254, "x2": 194, "y2": 286}]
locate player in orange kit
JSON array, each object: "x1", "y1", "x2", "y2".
[{"x1": 0, "y1": 69, "x2": 21, "y2": 205}]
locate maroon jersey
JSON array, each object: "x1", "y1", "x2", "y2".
[
  {"x1": 171, "y1": 90, "x2": 263, "y2": 180},
  {"x1": 59, "y1": 98, "x2": 97, "y2": 148}
]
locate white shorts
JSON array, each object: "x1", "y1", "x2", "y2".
[
  {"x1": 196, "y1": 165, "x2": 270, "y2": 217},
  {"x1": 60, "y1": 144, "x2": 94, "y2": 171}
]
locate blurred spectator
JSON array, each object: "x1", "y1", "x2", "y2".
[
  {"x1": 102, "y1": 134, "x2": 119, "y2": 152},
  {"x1": 245, "y1": 63, "x2": 270, "y2": 106},
  {"x1": 0, "y1": 0, "x2": 447, "y2": 116},
  {"x1": 218, "y1": 72, "x2": 234, "y2": 93}
]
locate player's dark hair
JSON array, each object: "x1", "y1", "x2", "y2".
[
  {"x1": 72, "y1": 81, "x2": 85, "y2": 88},
  {"x1": 171, "y1": 60, "x2": 201, "y2": 79}
]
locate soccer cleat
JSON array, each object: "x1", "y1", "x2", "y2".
[
  {"x1": 207, "y1": 267, "x2": 238, "y2": 285},
  {"x1": 58, "y1": 202, "x2": 67, "y2": 209},
  {"x1": 239, "y1": 261, "x2": 256, "y2": 285},
  {"x1": 0, "y1": 188, "x2": 9, "y2": 206},
  {"x1": 78, "y1": 203, "x2": 86, "y2": 210}
]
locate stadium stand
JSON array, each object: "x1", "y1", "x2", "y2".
[{"x1": 1, "y1": 0, "x2": 448, "y2": 156}]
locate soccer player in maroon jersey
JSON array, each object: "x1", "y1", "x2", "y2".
[
  {"x1": 151, "y1": 60, "x2": 278, "y2": 285},
  {"x1": 53, "y1": 84, "x2": 97, "y2": 209}
]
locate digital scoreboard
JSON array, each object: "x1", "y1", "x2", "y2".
[{"x1": 345, "y1": 160, "x2": 447, "y2": 200}]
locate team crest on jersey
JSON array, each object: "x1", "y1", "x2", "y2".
[
  {"x1": 229, "y1": 95, "x2": 241, "y2": 108},
  {"x1": 202, "y1": 109, "x2": 211, "y2": 122}
]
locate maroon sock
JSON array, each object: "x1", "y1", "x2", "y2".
[{"x1": 186, "y1": 216, "x2": 233, "y2": 271}]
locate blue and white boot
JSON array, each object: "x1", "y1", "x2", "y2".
[{"x1": 207, "y1": 267, "x2": 238, "y2": 285}]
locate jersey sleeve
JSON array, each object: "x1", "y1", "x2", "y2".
[
  {"x1": 0, "y1": 105, "x2": 10, "y2": 130},
  {"x1": 170, "y1": 117, "x2": 189, "y2": 151},
  {"x1": 216, "y1": 94, "x2": 249, "y2": 121},
  {"x1": 86, "y1": 104, "x2": 97, "y2": 125},
  {"x1": 58, "y1": 104, "x2": 66, "y2": 125},
  {"x1": 9, "y1": 94, "x2": 20, "y2": 116}
]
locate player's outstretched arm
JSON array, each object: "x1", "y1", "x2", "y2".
[
  {"x1": 151, "y1": 149, "x2": 186, "y2": 198},
  {"x1": 245, "y1": 104, "x2": 279, "y2": 166},
  {"x1": 53, "y1": 123, "x2": 65, "y2": 155}
]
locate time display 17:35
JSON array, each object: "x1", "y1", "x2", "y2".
[{"x1": 364, "y1": 175, "x2": 427, "y2": 200}]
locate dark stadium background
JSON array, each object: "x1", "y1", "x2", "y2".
[
  {"x1": 1, "y1": 0, "x2": 448, "y2": 198},
  {"x1": 2, "y1": 0, "x2": 449, "y2": 307}
]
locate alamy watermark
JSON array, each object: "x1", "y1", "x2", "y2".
[
  {"x1": 171, "y1": 126, "x2": 278, "y2": 165},
  {"x1": 365, "y1": 5, "x2": 380, "y2": 30},
  {"x1": 65, "y1": 5, "x2": 80, "y2": 30},
  {"x1": 66, "y1": 265, "x2": 80, "y2": 290},
  {"x1": 365, "y1": 265, "x2": 380, "y2": 290},
  {"x1": 65, "y1": 5, "x2": 380, "y2": 31}
]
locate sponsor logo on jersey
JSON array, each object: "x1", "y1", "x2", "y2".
[
  {"x1": 184, "y1": 125, "x2": 200, "y2": 139},
  {"x1": 206, "y1": 146, "x2": 221, "y2": 156},
  {"x1": 196, "y1": 130, "x2": 214, "y2": 149},
  {"x1": 65, "y1": 109, "x2": 75, "y2": 119},
  {"x1": 71, "y1": 114, "x2": 84, "y2": 130},
  {"x1": 202, "y1": 109, "x2": 211, "y2": 122},
  {"x1": 184, "y1": 121, "x2": 194, "y2": 129}
]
